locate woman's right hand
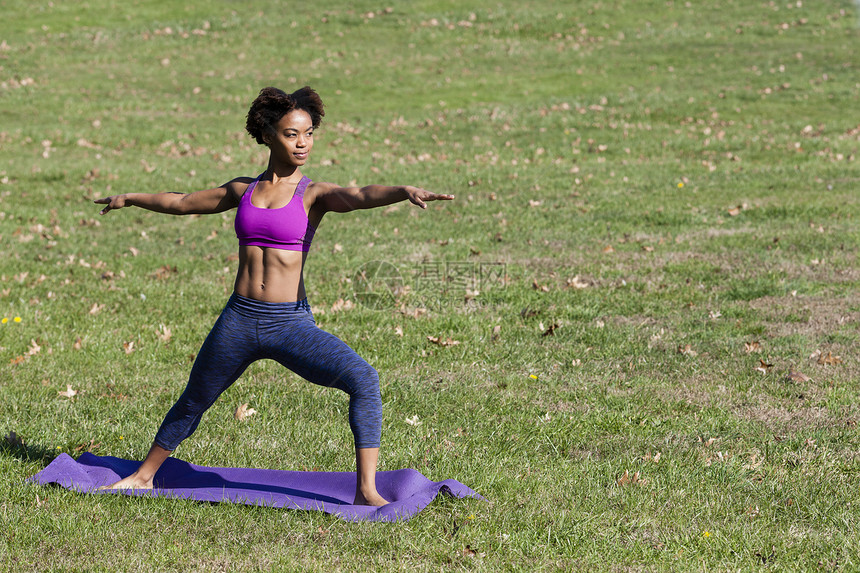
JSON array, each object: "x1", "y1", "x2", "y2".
[{"x1": 94, "y1": 194, "x2": 128, "y2": 215}]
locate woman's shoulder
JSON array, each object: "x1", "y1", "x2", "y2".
[{"x1": 223, "y1": 175, "x2": 260, "y2": 199}]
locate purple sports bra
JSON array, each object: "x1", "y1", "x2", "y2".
[{"x1": 234, "y1": 174, "x2": 316, "y2": 252}]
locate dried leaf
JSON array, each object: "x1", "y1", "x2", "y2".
[
  {"x1": 677, "y1": 343, "x2": 697, "y2": 356},
  {"x1": 123, "y1": 341, "x2": 135, "y2": 355},
  {"x1": 74, "y1": 438, "x2": 100, "y2": 452},
  {"x1": 234, "y1": 403, "x2": 257, "y2": 420},
  {"x1": 728, "y1": 205, "x2": 742, "y2": 216},
  {"x1": 427, "y1": 335, "x2": 460, "y2": 347},
  {"x1": 405, "y1": 415, "x2": 421, "y2": 426},
  {"x1": 152, "y1": 265, "x2": 177, "y2": 280},
  {"x1": 744, "y1": 341, "x2": 762, "y2": 354},
  {"x1": 531, "y1": 279, "x2": 550, "y2": 292},
  {"x1": 541, "y1": 323, "x2": 560, "y2": 337},
  {"x1": 26, "y1": 339, "x2": 41, "y2": 356},
  {"x1": 89, "y1": 303, "x2": 105, "y2": 315},
  {"x1": 491, "y1": 325, "x2": 501, "y2": 342},
  {"x1": 817, "y1": 351, "x2": 842, "y2": 366},
  {"x1": 157, "y1": 324, "x2": 173, "y2": 343},
  {"x1": 602, "y1": 245, "x2": 615, "y2": 254},
  {"x1": 58, "y1": 384, "x2": 78, "y2": 398},
  {"x1": 330, "y1": 298, "x2": 355, "y2": 312},
  {"x1": 567, "y1": 275, "x2": 590, "y2": 289},
  {"x1": 754, "y1": 359, "x2": 773, "y2": 374},
  {"x1": 616, "y1": 469, "x2": 643, "y2": 487},
  {"x1": 394, "y1": 325, "x2": 404, "y2": 337},
  {"x1": 786, "y1": 368, "x2": 811, "y2": 383}
]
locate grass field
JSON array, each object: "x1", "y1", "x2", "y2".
[{"x1": 2, "y1": 0, "x2": 859, "y2": 570}]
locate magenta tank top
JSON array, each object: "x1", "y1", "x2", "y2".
[{"x1": 234, "y1": 174, "x2": 316, "y2": 252}]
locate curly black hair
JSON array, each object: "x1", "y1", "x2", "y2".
[{"x1": 245, "y1": 86, "x2": 325, "y2": 145}]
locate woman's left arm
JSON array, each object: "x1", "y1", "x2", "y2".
[{"x1": 313, "y1": 183, "x2": 454, "y2": 213}]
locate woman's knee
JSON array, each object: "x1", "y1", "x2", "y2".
[{"x1": 341, "y1": 362, "x2": 379, "y2": 398}]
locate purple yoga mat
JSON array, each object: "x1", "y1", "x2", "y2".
[{"x1": 29, "y1": 453, "x2": 483, "y2": 522}]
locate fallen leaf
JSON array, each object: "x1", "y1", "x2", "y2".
[
  {"x1": 123, "y1": 341, "x2": 135, "y2": 354},
  {"x1": 728, "y1": 205, "x2": 742, "y2": 216},
  {"x1": 701, "y1": 437, "x2": 717, "y2": 447},
  {"x1": 541, "y1": 323, "x2": 559, "y2": 337},
  {"x1": 817, "y1": 351, "x2": 842, "y2": 366},
  {"x1": 567, "y1": 275, "x2": 591, "y2": 289},
  {"x1": 330, "y1": 298, "x2": 355, "y2": 312},
  {"x1": 157, "y1": 324, "x2": 173, "y2": 343},
  {"x1": 786, "y1": 368, "x2": 811, "y2": 383},
  {"x1": 73, "y1": 337, "x2": 83, "y2": 350},
  {"x1": 491, "y1": 325, "x2": 501, "y2": 342},
  {"x1": 744, "y1": 341, "x2": 762, "y2": 354},
  {"x1": 602, "y1": 245, "x2": 615, "y2": 254},
  {"x1": 234, "y1": 403, "x2": 257, "y2": 420},
  {"x1": 528, "y1": 200, "x2": 543, "y2": 208},
  {"x1": 677, "y1": 344, "x2": 697, "y2": 356},
  {"x1": 427, "y1": 335, "x2": 460, "y2": 347},
  {"x1": 152, "y1": 265, "x2": 177, "y2": 280},
  {"x1": 26, "y1": 339, "x2": 41, "y2": 356},
  {"x1": 89, "y1": 303, "x2": 105, "y2": 315},
  {"x1": 405, "y1": 415, "x2": 421, "y2": 426},
  {"x1": 394, "y1": 325, "x2": 404, "y2": 337},
  {"x1": 531, "y1": 279, "x2": 550, "y2": 292},
  {"x1": 754, "y1": 359, "x2": 773, "y2": 374},
  {"x1": 616, "y1": 469, "x2": 643, "y2": 487},
  {"x1": 74, "y1": 438, "x2": 100, "y2": 452},
  {"x1": 58, "y1": 384, "x2": 77, "y2": 398}
]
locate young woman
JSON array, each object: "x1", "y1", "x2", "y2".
[{"x1": 94, "y1": 86, "x2": 454, "y2": 506}]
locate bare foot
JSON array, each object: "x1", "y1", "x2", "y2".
[
  {"x1": 353, "y1": 488, "x2": 389, "y2": 506},
  {"x1": 97, "y1": 472, "x2": 154, "y2": 491}
]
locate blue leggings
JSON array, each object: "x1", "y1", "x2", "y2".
[{"x1": 153, "y1": 293, "x2": 382, "y2": 450}]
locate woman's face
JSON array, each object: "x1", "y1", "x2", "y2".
[{"x1": 266, "y1": 109, "x2": 314, "y2": 166}]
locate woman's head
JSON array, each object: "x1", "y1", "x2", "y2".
[{"x1": 246, "y1": 86, "x2": 325, "y2": 145}]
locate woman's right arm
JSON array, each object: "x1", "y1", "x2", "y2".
[{"x1": 95, "y1": 178, "x2": 248, "y2": 216}]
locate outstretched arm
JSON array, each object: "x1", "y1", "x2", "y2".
[
  {"x1": 94, "y1": 179, "x2": 247, "y2": 216},
  {"x1": 314, "y1": 183, "x2": 454, "y2": 214}
]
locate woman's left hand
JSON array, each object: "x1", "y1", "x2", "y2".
[{"x1": 405, "y1": 187, "x2": 455, "y2": 209}]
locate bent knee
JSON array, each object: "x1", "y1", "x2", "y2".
[{"x1": 341, "y1": 363, "x2": 379, "y2": 396}]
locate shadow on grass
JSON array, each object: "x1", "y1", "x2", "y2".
[{"x1": 2, "y1": 430, "x2": 61, "y2": 466}]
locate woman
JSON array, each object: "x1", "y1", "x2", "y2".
[{"x1": 94, "y1": 86, "x2": 454, "y2": 506}]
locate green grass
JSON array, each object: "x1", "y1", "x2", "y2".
[{"x1": 2, "y1": 0, "x2": 860, "y2": 570}]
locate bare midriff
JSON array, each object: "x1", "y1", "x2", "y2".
[{"x1": 233, "y1": 245, "x2": 308, "y2": 302}]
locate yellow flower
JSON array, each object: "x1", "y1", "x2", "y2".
[
  {"x1": 1, "y1": 318, "x2": 7, "y2": 324},
  {"x1": 14, "y1": 317, "x2": 21, "y2": 323},
  {"x1": 677, "y1": 182, "x2": 684, "y2": 188},
  {"x1": 119, "y1": 436, "x2": 124, "y2": 440},
  {"x1": 529, "y1": 374, "x2": 538, "y2": 380},
  {"x1": 702, "y1": 530, "x2": 711, "y2": 539}
]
